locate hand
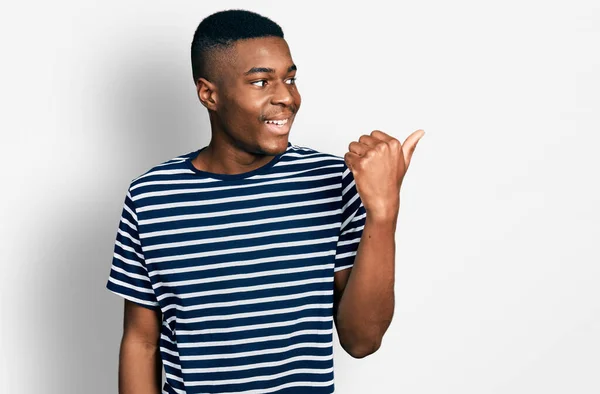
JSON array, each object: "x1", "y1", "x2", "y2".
[{"x1": 344, "y1": 129, "x2": 425, "y2": 221}]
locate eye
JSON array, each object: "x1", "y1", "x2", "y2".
[
  {"x1": 251, "y1": 80, "x2": 267, "y2": 87},
  {"x1": 286, "y1": 77, "x2": 297, "y2": 85}
]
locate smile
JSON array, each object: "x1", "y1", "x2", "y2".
[{"x1": 264, "y1": 118, "x2": 289, "y2": 126}]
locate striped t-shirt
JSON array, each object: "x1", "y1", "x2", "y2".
[{"x1": 106, "y1": 141, "x2": 367, "y2": 394}]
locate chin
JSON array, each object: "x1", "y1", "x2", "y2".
[{"x1": 260, "y1": 136, "x2": 289, "y2": 155}]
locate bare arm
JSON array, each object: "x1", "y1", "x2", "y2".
[
  {"x1": 119, "y1": 299, "x2": 163, "y2": 394},
  {"x1": 333, "y1": 215, "x2": 396, "y2": 358}
]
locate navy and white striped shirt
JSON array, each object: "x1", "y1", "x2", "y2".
[{"x1": 106, "y1": 141, "x2": 367, "y2": 394}]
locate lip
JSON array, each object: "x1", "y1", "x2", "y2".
[
  {"x1": 264, "y1": 113, "x2": 294, "y2": 121},
  {"x1": 263, "y1": 117, "x2": 292, "y2": 135}
]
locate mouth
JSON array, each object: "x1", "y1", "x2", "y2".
[{"x1": 263, "y1": 117, "x2": 292, "y2": 135}]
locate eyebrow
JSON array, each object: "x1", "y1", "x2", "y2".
[{"x1": 244, "y1": 64, "x2": 297, "y2": 76}]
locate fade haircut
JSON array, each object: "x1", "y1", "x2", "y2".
[{"x1": 190, "y1": 9, "x2": 284, "y2": 84}]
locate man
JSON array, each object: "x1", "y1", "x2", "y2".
[{"x1": 106, "y1": 9, "x2": 424, "y2": 394}]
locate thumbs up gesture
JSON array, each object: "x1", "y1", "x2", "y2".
[{"x1": 344, "y1": 129, "x2": 425, "y2": 222}]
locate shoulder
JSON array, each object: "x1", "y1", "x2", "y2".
[
  {"x1": 286, "y1": 142, "x2": 347, "y2": 168},
  {"x1": 126, "y1": 150, "x2": 197, "y2": 196},
  {"x1": 282, "y1": 143, "x2": 352, "y2": 184}
]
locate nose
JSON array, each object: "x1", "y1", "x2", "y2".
[{"x1": 271, "y1": 80, "x2": 294, "y2": 107}]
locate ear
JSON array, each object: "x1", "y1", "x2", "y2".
[{"x1": 196, "y1": 77, "x2": 218, "y2": 111}]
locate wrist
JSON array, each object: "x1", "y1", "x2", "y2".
[
  {"x1": 365, "y1": 199, "x2": 399, "y2": 224},
  {"x1": 365, "y1": 211, "x2": 397, "y2": 228}
]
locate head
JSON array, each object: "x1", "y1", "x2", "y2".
[{"x1": 191, "y1": 9, "x2": 301, "y2": 155}]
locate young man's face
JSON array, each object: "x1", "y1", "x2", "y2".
[{"x1": 211, "y1": 36, "x2": 301, "y2": 155}]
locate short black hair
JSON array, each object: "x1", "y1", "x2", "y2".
[{"x1": 191, "y1": 9, "x2": 284, "y2": 83}]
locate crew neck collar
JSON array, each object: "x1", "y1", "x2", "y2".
[{"x1": 185, "y1": 142, "x2": 292, "y2": 180}]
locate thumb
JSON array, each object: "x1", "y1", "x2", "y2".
[{"x1": 402, "y1": 129, "x2": 425, "y2": 168}]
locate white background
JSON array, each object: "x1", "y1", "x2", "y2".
[{"x1": 1, "y1": 1, "x2": 599, "y2": 393}]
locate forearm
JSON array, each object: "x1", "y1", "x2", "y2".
[
  {"x1": 336, "y1": 214, "x2": 396, "y2": 357},
  {"x1": 119, "y1": 335, "x2": 162, "y2": 394}
]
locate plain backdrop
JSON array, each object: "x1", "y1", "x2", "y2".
[{"x1": 1, "y1": 1, "x2": 598, "y2": 393}]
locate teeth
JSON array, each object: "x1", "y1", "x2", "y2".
[{"x1": 265, "y1": 118, "x2": 288, "y2": 126}]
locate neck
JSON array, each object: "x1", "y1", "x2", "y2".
[{"x1": 191, "y1": 117, "x2": 280, "y2": 176}]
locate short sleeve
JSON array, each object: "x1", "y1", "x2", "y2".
[
  {"x1": 105, "y1": 188, "x2": 160, "y2": 310},
  {"x1": 334, "y1": 163, "x2": 367, "y2": 272}
]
